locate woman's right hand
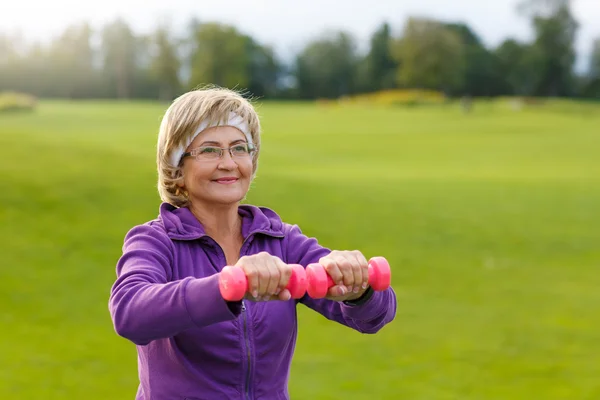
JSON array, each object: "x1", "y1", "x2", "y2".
[{"x1": 235, "y1": 252, "x2": 293, "y2": 301}]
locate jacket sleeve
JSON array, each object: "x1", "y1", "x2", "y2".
[
  {"x1": 284, "y1": 224, "x2": 397, "y2": 334},
  {"x1": 108, "y1": 224, "x2": 242, "y2": 346}
]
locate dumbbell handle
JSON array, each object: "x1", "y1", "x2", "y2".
[
  {"x1": 218, "y1": 264, "x2": 308, "y2": 301},
  {"x1": 306, "y1": 256, "x2": 391, "y2": 299}
]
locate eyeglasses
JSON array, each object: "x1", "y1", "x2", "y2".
[{"x1": 181, "y1": 143, "x2": 256, "y2": 162}]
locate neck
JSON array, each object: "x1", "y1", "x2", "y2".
[{"x1": 188, "y1": 201, "x2": 243, "y2": 243}]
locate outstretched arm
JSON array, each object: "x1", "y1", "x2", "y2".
[
  {"x1": 284, "y1": 224, "x2": 397, "y2": 334},
  {"x1": 108, "y1": 224, "x2": 241, "y2": 346}
]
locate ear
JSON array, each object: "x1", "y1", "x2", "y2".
[
  {"x1": 174, "y1": 174, "x2": 188, "y2": 197},
  {"x1": 173, "y1": 168, "x2": 185, "y2": 189}
]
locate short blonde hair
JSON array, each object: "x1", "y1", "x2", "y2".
[{"x1": 157, "y1": 86, "x2": 261, "y2": 208}]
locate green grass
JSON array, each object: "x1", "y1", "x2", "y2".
[{"x1": 1, "y1": 98, "x2": 599, "y2": 399}]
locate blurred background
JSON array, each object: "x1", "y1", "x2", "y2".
[
  {"x1": 1, "y1": 0, "x2": 599, "y2": 101},
  {"x1": 1, "y1": 0, "x2": 599, "y2": 399}
]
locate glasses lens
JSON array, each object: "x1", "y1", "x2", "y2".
[
  {"x1": 198, "y1": 147, "x2": 221, "y2": 159},
  {"x1": 231, "y1": 144, "x2": 250, "y2": 157}
]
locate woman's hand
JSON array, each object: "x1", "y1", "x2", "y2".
[
  {"x1": 318, "y1": 250, "x2": 370, "y2": 301},
  {"x1": 235, "y1": 252, "x2": 293, "y2": 301}
]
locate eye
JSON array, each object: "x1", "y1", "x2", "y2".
[
  {"x1": 200, "y1": 147, "x2": 220, "y2": 154},
  {"x1": 232, "y1": 145, "x2": 248, "y2": 153}
]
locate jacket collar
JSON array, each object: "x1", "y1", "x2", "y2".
[{"x1": 158, "y1": 202, "x2": 285, "y2": 241}]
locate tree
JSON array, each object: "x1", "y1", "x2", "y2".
[
  {"x1": 495, "y1": 38, "x2": 538, "y2": 96},
  {"x1": 589, "y1": 38, "x2": 600, "y2": 80},
  {"x1": 294, "y1": 31, "x2": 359, "y2": 99},
  {"x1": 362, "y1": 22, "x2": 398, "y2": 91},
  {"x1": 0, "y1": 32, "x2": 24, "y2": 91},
  {"x1": 148, "y1": 21, "x2": 181, "y2": 101},
  {"x1": 581, "y1": 38, "x2": 600, "y2": 98},
  {"x1": 391, "y1": 17, "x2": 465, "y2": 94},
  {"x1": 101, "y1": 18, "x2": 140, "y2": 98},
  {"x1": 445, "y1": 23, "x2": 505, "y2": 96},
  {"x1": 188, "y1": 23, "x2": 251, "y2": 90},
  {"x1": 517, "y1": 0, "x2": 579, "y2": 96},
  {"x1": 245, "y1": 38, "x2": 281, "y2": 98},
  {"x1": 0, "y1": 33, "x2": 20, "y2": 65},
  {"x1": 46, "y1": 23, "x2": 97, "y2": 98}
]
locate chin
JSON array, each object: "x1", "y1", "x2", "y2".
[
  {"x1": 192, "y1": 184, "x2": 250, "y2": 206},
  {"x1": 208, "y1": 191, "x2": 247, "y2": 205}
]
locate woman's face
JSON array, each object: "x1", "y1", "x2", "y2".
[{"x1": 178, "y1": 126, "x2": 254, "y2": 208}]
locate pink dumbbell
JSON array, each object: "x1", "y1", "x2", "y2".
[
  {"x1": 305, "y1": 256, "x2": 392, "y2": 299},
  {"x1": 218, "y1": 264, "x2": 308, "y2": 301}
]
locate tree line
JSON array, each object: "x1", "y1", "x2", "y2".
[{"x1": 1, "y1": 0, "x2": 599, "y2": 101}]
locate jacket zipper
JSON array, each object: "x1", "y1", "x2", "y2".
[
  {"x1": 208, "y1": 234, "x2": 257, "y2": 399},
  {"x1": 207, "y1": 231, "x2": 284, "y2": 399},
  {"x1": 239, "y1": 234, "x2": 253, "y2": 400},
  {"x1": 241, "y1": 301, "x2": 251, "y2": 399}
]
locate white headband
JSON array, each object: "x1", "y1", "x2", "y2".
[{"x1": 170, "y1": 112, "x2": 253, "y2": 167}]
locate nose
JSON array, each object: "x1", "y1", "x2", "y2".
[{"x1": 217, "y1": 150, "x2": 238, "y2": 169}]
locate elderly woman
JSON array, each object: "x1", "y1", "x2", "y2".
[{"x1": 109, "y1": 87, "x2": 397, "y2": 400}]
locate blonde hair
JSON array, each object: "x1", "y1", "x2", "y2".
[{"x1": 156, "y1": 86, "x2": 261, "y2": 208}]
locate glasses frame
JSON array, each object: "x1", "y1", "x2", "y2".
[{"x1": 181, "y1": 142, "x2": 256, "y2": 163}]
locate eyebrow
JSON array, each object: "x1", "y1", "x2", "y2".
[{"x1": 199, "y1": 139, "x2": 246, "y2": 146}]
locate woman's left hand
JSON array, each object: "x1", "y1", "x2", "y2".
[{"x1": 318, "y1": 250, "x2": 370, "y2": 302}]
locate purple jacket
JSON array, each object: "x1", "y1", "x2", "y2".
[{"x1": 109, "y1": 202, "x2": 397, "y2": 400}]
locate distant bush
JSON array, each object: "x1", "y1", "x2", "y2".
[
  {"x1": 0, "y1": 92, "x2": 37, "y2": 113},
  {"x1": 340, "y1": 89, "x2": 447, "y2": 106}
]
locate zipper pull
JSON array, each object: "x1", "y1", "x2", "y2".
[{"x1": 241, "y1": 301, "x2": 246, "y2": 312}]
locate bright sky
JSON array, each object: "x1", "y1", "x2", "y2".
[{"x1": 2, "y1": 0, "x2": 599, "y2": 71}]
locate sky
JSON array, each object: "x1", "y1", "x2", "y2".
[{"x1": 2, "y1": 0, "x2": 599, "y2": 72}]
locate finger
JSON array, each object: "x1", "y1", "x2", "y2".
[
  {"x1": 354, "y1": 251, "x2": 370, "y2": 290},
  {"x1": 319, "y1": 257, "x2": 344, "y2": 286},
  {"x1": 264, "y1": 257, "x2": 280, "y2": 300},
  {"x1": 334, "y1": 255, "x2": 355, "y2": 290},
  {"x1": 260, "y1": 289, "x2": 291, "y2": 302},
  {"x1": 327, "y1": 284, "x2": 348, "y2": 298},
  {"x1": 239, "y1": 258, "x2": 260, "y2": 299},
  {"x1": 276, "y1": 259, "x2": 292, "y2": 295},
  {"x1": 277, "y1": 288, "x2": 291, "y2": 301},
  {"x1": 256, "y1": 260, "x2": 271, "y2": 300},
  {"x1": 348, "y1": 253, "x2": 364, "y2": 294}
]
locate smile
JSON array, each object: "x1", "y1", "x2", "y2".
[{"x1": 213, "y1": 178, "x2": 239, "y2": 184}]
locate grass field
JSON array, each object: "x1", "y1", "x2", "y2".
[{"x1": 1, "y1": 98, "x2": 599, "y2": 399}]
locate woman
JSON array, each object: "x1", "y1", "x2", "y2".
[{"x1": 108, "y1": 87, "x2": 397, "y2": 400}]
